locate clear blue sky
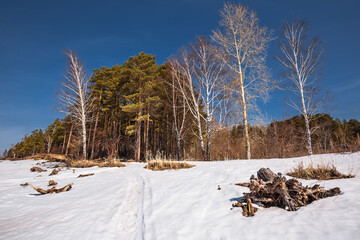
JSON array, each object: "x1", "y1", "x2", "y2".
[{"x1": 0, "y1": 0, "x2": 359, "y2": 152}]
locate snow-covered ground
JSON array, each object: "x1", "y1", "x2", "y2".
[{"x1": 0, "y1": 152, "x2": 359, "y2": 240}]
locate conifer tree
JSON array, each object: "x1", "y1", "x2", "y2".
[{"x1": 121, "y1": 52, "x2": 160, "y2": 161}]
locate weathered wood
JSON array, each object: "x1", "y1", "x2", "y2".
[
  {"x1": 48, "y1": 180, "x2": 57, "y2": 186},
  {"x1": 235, "y1": 182, "x2": 250, "y2": 187},
  {"x1": 30, "y1": 183, "x2": 73, "y2": 194},
  {"x1": 257, "y1": 168, "x2": 277, "y2": 182},
  {"x1": 30, "y1": 167, "x2": 47, "y2": 172},
  {"x1": 77, "y1": 173, "x2": 94, "y2": 178},
  {"x1": 49, "y1": 168, "x2": 60, "y2": 176},
  {"x1": 233, "y1": 168, "x2": 341, "y2": 216},
  {"x1": 54, "y1": 183, "x2": 73, "y2": 193}
]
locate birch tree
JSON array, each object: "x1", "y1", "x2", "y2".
[
  {"x1": 276, "y1": 20, "x2": 324, "y2": 155},
  {"x1": 212, "y1": 3, "x2": 272, "y2": 159},
  {"x1": 167, "y1": 63, "x2": 188, "y2": 161},
  {"x1": 170, "y1": 37, "x2": 228, "y2": 161},
  {"x1": 59, "y1": 50, "x2": 91, "y2": 159}
]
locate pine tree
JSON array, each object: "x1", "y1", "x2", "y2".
[{"x1": 121, "y1": 52, "x2": 160, "y2": 161}]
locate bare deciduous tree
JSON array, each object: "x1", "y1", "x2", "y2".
[
  {"x1": 59, "y1": 50, "x2": 91, "y2": 159},
  {"x1": 276, "y1": 20, "x2": 324, "y2": 155},
  {"x1": 170, "y1": 37, "x2": 228, "y2": 161},
  {"x1": 44, "y1": 133, "x2": 53, "y2": 154},
  {"x1": 212, "y1": 3, "x2": 273, "y2": 159},
  {"x1": 167, "y1": 63, "x2": 188, "y2": 161}
]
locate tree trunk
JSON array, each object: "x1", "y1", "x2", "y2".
[
  {"x1": 91, "y1": 110, "x2": 100, "y2": 159},
  {"x1": 176, "y1": 136, "x2": 181, "y2": 161},
  {"x1": 240, "y1": 83, "x2": 251, "y2": 159},
  {"x1": 47, "y1": 138, "x2": 52, "y2": 154},
  {"x1": 206, "y1": 118, "x2": 211, "y2": 161},
  {"x1": 196, "y1": 112, "x2": 206, "y2": 161},
  {"x1": 65, "y1": 123, "x2": 73, "y2": 156},
  {"x1": 145, "y1": 110, "x2": 150, "y2": 159},
  {"x1": 300, "y1": 88, "x2": 313, "y2": 155},
  {"x1": 61, "y1": 133, "x2": 66, "y2": 154},
  {"x1": 81, "y1": 115, "x2": 87, "y2": 160},
  {"x1": 135, "y1": 109, "x2": 142, "y2": 162}
]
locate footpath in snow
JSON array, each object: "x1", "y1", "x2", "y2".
[{"x1": 0, "y1": 152, "x2": 359, "y2": 240}]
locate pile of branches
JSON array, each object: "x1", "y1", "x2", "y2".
[{"x1": 234, "y1": 168, "x2": 341, "y2": 215}]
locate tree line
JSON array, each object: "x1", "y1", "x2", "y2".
[
  {"x1": 3, "y1": 4, "x2": 359, "y2": 161},
  {"x1": 5, "y1": 113, "x2": 360, "y2": 160}
]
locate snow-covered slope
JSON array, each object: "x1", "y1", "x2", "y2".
[{"x1": 0, "y1": 152, "x2": 359, "y2": 240}]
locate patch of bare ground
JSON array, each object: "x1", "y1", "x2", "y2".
[
  {"x1": 287, "y1": 162, "x2": 355, "y2": 180},
  {"x1": 69, "y1": 159, "x2": 125, "y2": 168},
  {"x1": 144, "y1": 160, "x2": 195, "y2": 171}
]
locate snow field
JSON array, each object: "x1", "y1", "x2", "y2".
[{"x1": 0, "y1": 152, "x2": 359, "y2": 240}]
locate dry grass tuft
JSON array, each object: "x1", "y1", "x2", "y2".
[
  {"x1": 69, "y1": 159, "x2": 125, "y2": 168},
  {"x1": 287, "y1": 162, "x2": 355, "y2": 180},
  {"x1": 143, "y1": 151, "x2": 195, "y2": 171},
  {"x1": 144, "y1": 160, "x2": 195, "y2": 171}
]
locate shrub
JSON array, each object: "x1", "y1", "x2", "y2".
[{"x1": 287, "y1": 162, "x2": 355, "y2": 180}]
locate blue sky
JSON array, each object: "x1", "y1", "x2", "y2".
[{"x1": 0, "y1": 0, "x2": 359, "y2": 152}]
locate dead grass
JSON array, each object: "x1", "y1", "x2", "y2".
[
  {"x1": 287, "y1": 162, "x2": 355, "y2": 180},
  {"x1": 32, "y1": 154, "x2": 70, "y2": 162},
  {"x1": 144, "y1": 160, "x2": 195, "y2": 171},
  {"x1": 69, "y1": 159, "x2": 125, "y2": 168},
  {"x1": 143, "y1": 151, "x2": 195, "y2": 171}
]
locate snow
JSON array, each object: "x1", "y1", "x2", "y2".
[{"x1": 0, "y1": 152, "x2": 359, "y2": 240}]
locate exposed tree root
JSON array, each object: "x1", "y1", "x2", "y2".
[
  {"x1": 235, "y1": 182, "x2": 250, "y2": 187},
  {"x1": 30, "y1": 183, "x2": 73, "y2": 194},
  {"x1": 232, "y1": 168, "x2": 341, "y2": 216}
]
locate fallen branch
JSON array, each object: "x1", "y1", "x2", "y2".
[
  {"x1": 30, "y1": 167, "x2": 47, "y2": 172},
  {"x1": 78, "y1": 173, "x2": 94, "y2": 178},
  {"x1": 30, "y1": 183, "x2": 73, "y2": 194}
]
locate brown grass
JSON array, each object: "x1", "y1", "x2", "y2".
[
  {"x1": 287, "y1": 162, "x2": 355, "y2": 180},
  {"x1": 144, "y1": 160, "x2": 195, "y2": 171},
  {"x1": 31, "y1": 154, "x2": 70, "y2": 162},
  {"x1": 69, "y1": 159, "x2": 125, "y2": 168}
]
